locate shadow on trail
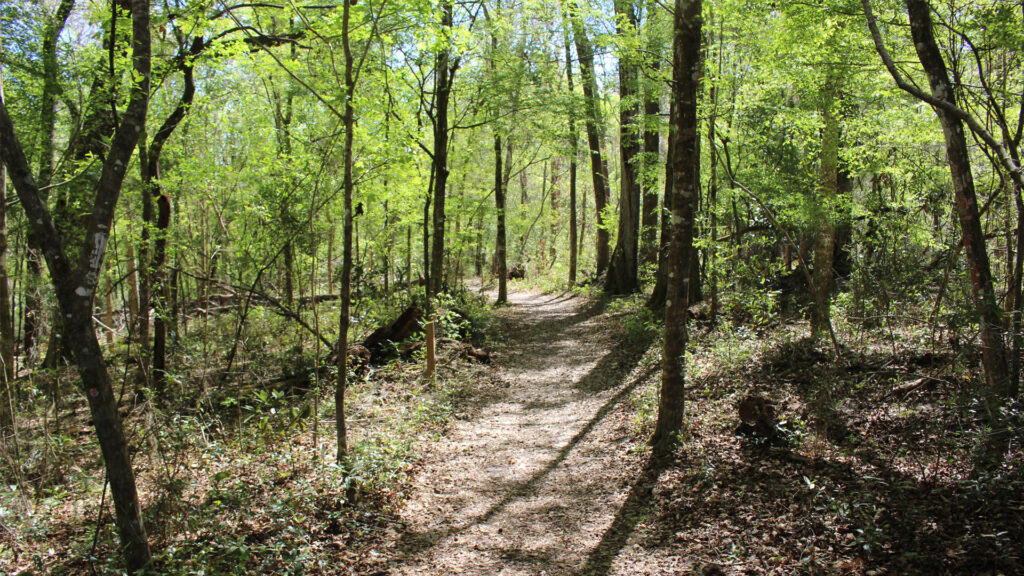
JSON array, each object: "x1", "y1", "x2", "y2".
[
  {"x1": 578, "y1": 453, "x2": 668, "y2": 576},
  {"x1": 394, "y1": 322, "x2": 656, "y2": 562}
]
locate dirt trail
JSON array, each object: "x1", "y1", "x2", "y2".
[{"x1": 387, "y1": 289, "x2": 672, "y2": 576}]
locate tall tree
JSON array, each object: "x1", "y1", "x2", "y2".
[
  {"x1": 428, "y1": 0, "x2": 456, "y2": 300},
  {"x1": 0, "y1": 22, "x2": 13, "y2": 436},
  {"x1": 565, "y1": 0, "x2": 611, "y2": 276},
  {"x1": 0, "y1": 0, "x2": 152, "y2": 569},
  {"x1": 337, "y1": 0, "x2": 358, "y2": 463},
  {"x1": 22, "y1": 0, "x2": 74, "y2": 359},
  {"x1": 486, "y1": 4, "x2": 509, "y2": 303},
  {"x1": 606, "y1": 0, "x2": 643, "y2": 294},
  {"x1": 810, "y1": 71, "x2": 841, "y2": 340},
  {"x1": 565, "y1": 31, "x2": 579, "y2": 286},
  {"x1": 651, "y1": 0, "x2": 702, "y2": 453},
  {"x1": 863, "y1": 0, "x2": 1015, "y2": 427}
]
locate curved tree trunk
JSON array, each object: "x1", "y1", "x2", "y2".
[
  {"x1": 898, "y1": 0, "x2": 1011, "y2": 465},
  {"x1": 0, "y1": 0, "x2": 152, "y2": 569},
  {"x1": 23, "y1": 0, "x2": 74, "y2": 360}
]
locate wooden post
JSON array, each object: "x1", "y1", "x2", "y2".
[{"x1": 425, "y1": 320, "x2": 436, "y2": 378}]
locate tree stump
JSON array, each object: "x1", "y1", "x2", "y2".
[{"x1": 736, "y1": 394, "x2": 777, "y2": 439}]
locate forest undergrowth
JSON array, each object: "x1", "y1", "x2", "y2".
[
  {"x1": 618, "y1": 292, "x2": 1024, "y2": 575},
  {"x1": 0, "y1": 289, "x2": 502, "y2": 576}
]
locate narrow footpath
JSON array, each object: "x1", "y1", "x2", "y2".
[{"x1": 386, "y1": 289, "x2": 682, "y2": 575}]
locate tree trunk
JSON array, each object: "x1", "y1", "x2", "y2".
[
  {"x1": 811, "y1": 74, "x2": 840, "y2": 340},
  {"x1": 651, "y1": 0, "x2": 702, "y2": 453},
  {"x1": 565, "y1": 31, "x2": 579, "y2": 286},
  {"x1": 549, "y1": 157, "x2": 560, "y2": 265},
  {"x1": 23, "y1": 0, "x2": 74, "y2": 360},
  {"x1": 284, "y1": 240, "x2": 295, "y2": 307},
  {"x1": 707, "y1": 43, "x2": 719, "y2": 323},
  {"x1": 337, "y1": 0, "x2": 357, "y2": 463},
  {"x1": 647, "y1": 115, "x2": 674, "y2": 310},
  {"x1": 566, "y1": 0, "x2": 611, "y2": 276},
  {"x1": 429, "y1": 0, "x2": 455, "y2": 301},
  {"x1": 148, "y1": 57, "x2": 195, "y2": 396},
  {"x1": 495, "y1": 132, "x2": 508, "y2": 303},
  {"x1": 606, "y1": 0, "x2": 643, "y2": 294},
  {"x1": 423, "y1": 165, "x2": 433, "y2": 288},
  {"x1": 640, "y1": 63, "x2": 662, "y2": 268},
  {"x1": 0, "y1": 49, "x2": 13, "y2": 434}
]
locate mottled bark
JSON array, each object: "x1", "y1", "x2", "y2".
[{"x1": 811, "y1": 74, "x2": 840, "y2": 340}]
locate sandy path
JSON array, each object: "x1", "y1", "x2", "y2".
[{"x1": 387, "y1": 289, "x2": 664, "y2": 576}]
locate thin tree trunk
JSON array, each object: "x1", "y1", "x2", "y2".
[
  {"x1": 640, "y1": 62, "x2": 662, "y2": 268},
  {"x1": 811, "y1": 73, "x2": 840, "y2": 340},
  {"x1": 647, "y1": 114, "x2": 674, "y2": 310},
  {"x1": 1010, "y1": 183, "x2": 1023, "y2": 397},
  {"x1": 905, "y1": 0, "x2": 1010, "y2": 402},
  {"x1": 23, "y1": 0, "x2": 74, "y2": 359},
  {"x1": 149, "y1": 57, "x2": 195, "y2": 396},
  {"x1": 429, "y1": 0, "x2": 455, "y2": 301},
  {"x1": 566, "y1": 0, "x2": 611, "y2": 276},
  {"x1": 550, "y1": 157, "x2": 560, "y2": 265},
  {"x1": 566, "y1": 34, "x2": 579, "y2": 286},
  {"x1": 337, "y1": 0, "x2": 357, "y2": 463},
  {"x1": 423, "y1": 165, "x2": 433, "y2": 287},
  {"x1": 495, "y1": 132, "x2": 508, "y2": 303},
  {"x1": 328, "y1": 219, "x2": 335, "y2": 293},
  {"x1": 707, "y1": 33, "x2": 720, "y2": 323},
  {"x1": 887, "y1": 0, "x2": 1011, "y2": 465},
  {"x1": 0, "y1": 44, "x2": 14, "y2": 433}
]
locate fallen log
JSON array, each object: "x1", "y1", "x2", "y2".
[
  {"x1": 361, "y1": 306, "x2": 423, "y2": 363},
  {"x1": 507, "y1": 264, "x2": 526, "y2": 280}
]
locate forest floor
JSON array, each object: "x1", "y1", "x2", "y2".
[{"x1": 4, "y1": 287, "x2": 1024, "y2": 575}]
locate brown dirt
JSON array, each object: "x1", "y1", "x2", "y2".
[{"x1": 386, "y1": 289, "x2": 660, "y2": 576}]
